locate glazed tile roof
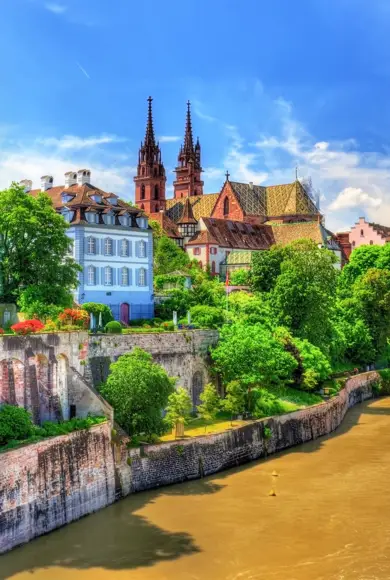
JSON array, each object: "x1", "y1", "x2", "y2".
[
  {"x1": 165, "y1": 193, "x2": 219, "y2": 222},
  {"x1": 29, "y1": 182, "x2": 139, "y2": 225},
  {"x1": 177, "y1": 196, "x2": 198, "y2": 224},
  {"x1": 229, "y1": 182, "x2": 267, "y2": 215},
  {"x1": 266, "y1": 181, "x2": 319, "y2": 217},
  {"x1": 148, "y1": 212, "x2": 182, "y2": 239},
  {"x1": 226, "y1": 250, "x2": 258, "y2": 265},
  {"x1": 269, "y1": 221, "x2": 324, "y2": 246},
  {"x1": 369, "y1": 222, "x2": 390, "y2": 239},
  {"x1": 189, "y1": 218, "x2": 275, "y2": 250}
]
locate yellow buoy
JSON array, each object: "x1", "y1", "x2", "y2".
[
  {"x1": 268, "y1": 489, "x2": 277, "y2": 496},
  {"x1": 272, "y1": 470, "x2": 279, "y2": 477}
]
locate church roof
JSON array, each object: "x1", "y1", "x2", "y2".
[
  {"x1": 188, "y1": 218, "x2": 275, "y2": 250},
  {"x1": 266, "y1": 181, "x2": 318, "y2": 216},
  {"x1": 269, "y1": 221, "x2": 324, "y2": 246},
  {"x1": 166, "y1": 193, "x2": 219, "y2": 222},
  {"x1": 177, "y1": 196, "x2": 198, "y2": 224},
  {"x1": 229, "y1": 181, "x2": 267, "y2": 215}
]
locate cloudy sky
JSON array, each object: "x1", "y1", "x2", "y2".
[{"x1": 2, "y1": 0, "x2": 390, "y2": 231}]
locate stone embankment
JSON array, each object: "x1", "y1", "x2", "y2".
[{"x1": 0, "y1": 371, "x2": 379, "y2": 554}]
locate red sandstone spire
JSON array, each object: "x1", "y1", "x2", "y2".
[
  {"x1": 174, "y1": 101, "x2": 203, "y2": 198},
  {"x1": 134, "y1": 97, "x2": 166, "y2": 214},
  {"x1": 177, "y1": 196, "x2": 198, "y2": 225},
  {"x1": 183, "y1": 101, "x2": 194, "y2": 157}
]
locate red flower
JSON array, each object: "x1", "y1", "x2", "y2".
[
  {"x1": 0, "y1": 328, "x2": 4, "y2": 335},
  {"x1": 11, "y1": 320, "x2": 44, "y2": 335}
]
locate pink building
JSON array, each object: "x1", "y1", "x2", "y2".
[{"x1": 349, "y1": 217, "x2": 390, "y2": 251}]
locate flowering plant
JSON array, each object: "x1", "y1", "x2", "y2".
[
  {"x1": 58, "y1": 308, "x2": 90, "y2": 329},
  {"x1": 0, "y1": 328, "x2": 4, "y2": 335},
  {"x1": 11, "y1": 319, "x2": 45, "y2": 335}
]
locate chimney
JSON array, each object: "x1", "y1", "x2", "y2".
[
  {"x1": 77, "y1": 169, "x2": 91, "y2": 186},
  {"x1": 41, "y1": 175, "x2": 53, "y2": 192},
  {"x1": 19, "y1": 179, "x2": 32, "y2": 193},
  {"x1": 65, "y1": 171, "x2": 78, "y2": 188},
  {"x1": 249, "y1": 182, "x2": 254, "y2": 190}
]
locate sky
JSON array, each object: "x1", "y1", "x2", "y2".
[{"x1": 2, "y1": 0, "x2": 390, "y2": 231}]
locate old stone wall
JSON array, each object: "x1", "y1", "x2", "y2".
[
  {"x1": 86, "y1": 330, "x2": 219, "y2": 405},
  {"x1": 115, "y1": 372, "x2": 379, "y2": 495},
  {"x1": 0, "y1": 422, "x2": 115, "y2": 554}
]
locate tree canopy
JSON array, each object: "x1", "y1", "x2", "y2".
[{"x1": 0, "y1": 183, "x2": 80, "y2": 305}]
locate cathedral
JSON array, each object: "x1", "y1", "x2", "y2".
[{"x1": 134, "y1": 98, "x2": 345, "y2": 274}]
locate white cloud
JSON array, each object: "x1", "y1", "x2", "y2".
[
  {"x1": 329, "y1": 187, "x2": 382, "y2": 211},
  {"x1": 158, "y1": 136, "x2": 181, "y2": 143},
  {"x1": 45, "y1": 3, "x2": 67, "y2": 14},
  {"x1": 37, "y1": 134, "x2": 125, "y2": 150}
]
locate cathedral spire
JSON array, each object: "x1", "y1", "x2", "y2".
[
  {"x1": 144, "y1": 96, "x2": 156, "y2": 148},
  {"x1": 183, "y1": 100, "x2": 194, "y2": 155}
]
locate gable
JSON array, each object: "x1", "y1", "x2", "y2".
[{"x1": 211, "y1": 181, "x2": 245, "y2": 220}]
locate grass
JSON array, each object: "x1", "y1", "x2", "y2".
[
  {"x1": 272, "y1": 385, "x2": 323, "y2": 411},
  {"x1": 160, "y1": 411, "x2": 247, "y2": 441}
]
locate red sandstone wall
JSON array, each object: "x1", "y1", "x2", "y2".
[
  {"x1": 0, "y1": 422, "x2": 115, "y2": 554},
  {"x1": 211, "y1": 182, "x2": 244, "y2": 221}
]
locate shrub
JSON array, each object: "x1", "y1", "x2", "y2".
[
  {"x1": 379, "y1": 369, "x2": 390, "y2": 395},
  {"x1": 0, "y1": 405, "x2": 34, "y2": 445},
  {"x1": 0, "y1": 328, "x2": 4, "y2": 335},
  {"x1": 251, "y1": 388, "x2": 285, "y2": 419},
  {"x1": 58, "y1": 308, "x2": 90, "y2": 329},
  {"x1": 223, "y1": 380, "x2": 247, "y2": 418},
  {"x1": 11, "y1": 319, "x2": 44, "y2": 335},
  {"x1": 43, "y1": 319, "x2": 59, "y2": 333},
  {"x1": 105, "y1": 321, "x2": 123, "y2": 334},
  {"x1": 229, "y1": 268, "x2": 250, "y2": 286},
  {"x1": 189, "y1": 305, "x2": 225, "y2": 329},
  {"x1": 82, "y1": 303, "x2": 114, "y2": 327},
  {"x1": 162, "y1": 321, "x2": 175, "y2": 331},
  {"x1": 164, "y1": 387, "x2": 193, "y2": 428}
]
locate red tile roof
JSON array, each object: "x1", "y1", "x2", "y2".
[
  {"x1": 187, "y1": 218, "x2": 275, "y2": 249},
  {"x1": 148, "y1": 211, "x2": 182, "y2": 239}
]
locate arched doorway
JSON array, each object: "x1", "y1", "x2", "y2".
[
  {"x1": 120, "y1": 303, "x2": 130, "y2": 325},
  {"x1": 192, "y1": 371, "x2": 204, "y2": 407}
]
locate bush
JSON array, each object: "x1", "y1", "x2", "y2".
[
  {"x1": 35, "y1": 416, "x2": 106, "y2": 437},
  {"x1": 82, "y1": 303, "x2": 114, "y2": 327},
  {"x1": 105, "y1": 321, "x2": 123, "y2": 334},
  {"x1": 251, "y1": 388, "x2": 285, "y2": 419},
  {"x1": 58, "y1": 308, "x2": 90, "y2": 329},
  {"x1": 11, "y1": 319, "x2": 44, "y2": 335},
  {"x1": 189, "y1": 305, "x2": 225, "y2": 329},
  {"x1": 379, "y1": 369, "x2": 390, "y2": 395},
  {"x1": 229, "y1": 269, "x2": 250, "y2": 286},
  {"x1": 0, "y1": 405, "x2": 34, "y2": 445},
  {"x1": 162, "y1": 321, "x2": 175, "y2": 331}
]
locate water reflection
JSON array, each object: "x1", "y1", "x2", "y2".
[{"x1": 2, "y1": 398, "x2": 390, "y2": 580}]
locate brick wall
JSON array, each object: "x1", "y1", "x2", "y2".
[{"x1": 211, "y1": 182, "x2": 244, "y2": 221}]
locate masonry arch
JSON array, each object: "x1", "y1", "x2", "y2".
[{"x1": 0, "y1": 358, "x2": 24, "y2": 408}]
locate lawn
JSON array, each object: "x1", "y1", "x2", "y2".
[{"x1": 160, "y1": 411, "x2": 247, "y2": 441}]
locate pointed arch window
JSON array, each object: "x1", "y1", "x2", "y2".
[
  {"x1": 141, "y1": 184, "x2": 146, "y2": 199},
  {"x1": 223, "y1": 197, "x2": 229, "y2": 216},
  {"x1": 87, "y1": 265, "x2": 96, "y2": 285},
  {"x1": 154, "y1": 185, "x2": 159, "y2": 200},
  {"x1": 104, "y1": 266, "x2": 113, "y2": 286},
  {"x1": 87, "y1": 236, "x2": 96, "y2": 255},
  {"x1": 104, "y1": 237, "x2": 113, "y2": 256}
]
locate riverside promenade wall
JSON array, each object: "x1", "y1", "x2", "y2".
[{"x1": 0, "y1": 371, "x2": 379, "y2": 554}]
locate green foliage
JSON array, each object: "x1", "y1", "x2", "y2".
[
  {"x1": 35, "y1": 416, "x2": 106, "y2": 437},
  {"x1": 292, "y1": 337, "x2": 332, "y2": 390},
  {"x1": 154, "y1": 235, "x2": 190, "y2": 275},
  {"x1": 250, "y1": 388, "x2": 285, "y2": 418},
  {"x1": 18, "y1": 287, "x2": 71, "y2": 322},
  {"x1": 189, "y1": 305, "x2": 225, "y2": 328},
  {"x1": 164, "y1": 387, "x2": 193, "y2": 428},
  {"x1": 263, "y1": 426, "x2": 272, "y2": 439},
  {"x1": 223, "y1": 380, "x2": 247, "y2": 417},
  {"x1": 0, "y1": 183, "x2": 81, "y2": 304},
  {"x1": 154, "y1": 274, "x2": 187, "y2": 291},
  {"x1": 212, "y1": 322, "x2": 297, "y2": 388},
  {"x1": 227, "y1": 292, "x2": 274, "y2": 328},
  {"x1": 100, "y1": 347, "x2": 176, "y2": 437},
  {"x1": 82, "y1": 303, "x2": 114, "y2": 327},
  {"x1": 378, "y1": 369, "x2": 390, "y2": 395},
  {"x1": 270, "y1": 240, "x2": 337, "y2": 351},
  {"x1": 0, "y1": 405, "x2": 33, "y2": 445},
  {"x1": 338, "y1": 245, "x2": 383, "y2": 296},
  {"x1": 229, "y1": 268, "x2": 250, "y2": 286},
  {"x1": 251, "y1": 245, "x2": 286, "y2": 293},
  {"x1": 155, "y1": 288, "x2": 193, "y2": 320},
  {"x1": 105, "y1": 320, "x2": 123, "y2": 334},
  {"x1": 197, "y1": 383, "x2": 221, "y2": 424}
]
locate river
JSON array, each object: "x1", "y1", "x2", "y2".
[{"x1": 2, "y1": 396, "x2": 390, "y2": 580}]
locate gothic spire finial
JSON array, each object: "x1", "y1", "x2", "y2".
[
  {"x1": 144, "y1": 96, "x2": 156, "y2": 148},
  {"x1": 183, "y1": 100, "x2": 194, "y2": 155}
]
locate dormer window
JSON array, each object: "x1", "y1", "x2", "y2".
[
  {"x1": 61, "y1": 193, "x2": 73, "y2": 203},
  {"x1": 136, "y1": 216, "x2": 148, "y2": 229},
  {"x1": 61, "y1": 208, "x2": 74, "y2": 223},
  {"x1": 85, "y1": 211, "x2": 97, "y2": 224},
  {"x1": 91, "y1": 194, "x2": 102, "y2": 203},
  {"x1": 119, "y1": 215, "x2": 129, "y2": 226},
  {"x1": 103, "y1": 212, "x2": 114, "y2": 225},
  {"x1": 108, "y1": 196, "x2": 118, "y2": 206}
]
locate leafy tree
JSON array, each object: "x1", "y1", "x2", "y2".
[
  {"x1": 212, "y1": 322, "x2": 297, "y2": 388},
  {"x1": 251, "y1": 245, "x2": 286, "y2": 293},
  {"x1": 189, "y1": 305, "x2": 225, "y2": 328},
  {"x1": 155, "y1": 287, "x2": 193, "y2": 320},
  {"x1": 100, "y1": 348, "x2": 175, "y2": 437},
  {"x1": 154, "y1": 235, "x2": 190, "y2": 275},
  {"x1": 197, "y1": 383, "x2": 221, "y2": 429},
  {"x1": 164, "y1": 387, "x2": 193, "y2": 428},
  {"x1": 148, "y1": 219, "x2": 164, "y2": 254},
  {"x1": 0, "y1": 405, "x2": 33, "y2": 445},
  {"x1": 227, "y1": 292, "x2": 274, "y2": 328},
  {"x1": 292, "y1": 337, "x2": 332, "y2": 390},
  {"x1": 82, "y1": 303, "x2": 114, "y2": 327},
  {"x1": 338, "y1": 245, "x2": 382, "y2": 296},
  {"x1": 223, "y1": 380, "x2": 247, "y2": 421},
  {"x1": 0, "y1": 183, "x2": 81, "y2": 304},
  {"x1": 229, "y1": 268, "x2": 250, "y2": 286},
  {"x1": 270, "y1": 239, "x2": 337, "y2": 351}
]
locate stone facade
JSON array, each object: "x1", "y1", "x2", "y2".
[
  {"x1": 0, "y1": 422, "x2": 115, "y2": 554},
  {"x1": 0, "y1": 371, "x2": 379, "y2": 554}
]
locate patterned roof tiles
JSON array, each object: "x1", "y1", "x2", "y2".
[{"x1": 165, "y1": 193, "x2": 219, "y2": 222}]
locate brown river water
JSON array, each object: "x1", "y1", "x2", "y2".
[{"x1": 2, "y1": 397, "x2": 390, "y2": 580}]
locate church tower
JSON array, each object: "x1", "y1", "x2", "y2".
[
  {"x1": 134, "y1": 97, "x2": 166, "y2": 214},
  {"x1": 173, "y1": 101, "x2": 204, "y2": 199}
]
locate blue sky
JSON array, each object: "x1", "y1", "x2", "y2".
[{"x1": 2, "y1": 0, "x2": 390, "y2": 231}]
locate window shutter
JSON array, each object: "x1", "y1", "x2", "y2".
[
  {"x1": 135, "y1": 268, "x2": 139, "y2": 286},
  {"x1": 128, "y1": 269, "x2": 132, "y2": 286},
  {"x1": 95, "y1": 267, "x2": 99, "y2": 285},
  {"x1": 101, "y1": 239, "x2": 105, "y2": 254},
  {"x1": 128, "y1": 240, "x2": 132, "y2": 257},
  {"x1": 94, "y1": 237, "x2": 98, "y2": 255},
  {"x1": 135, "y1": 241, "x2": 139, "y2": 258},
  {"x1": 112, "y1": 268, "x2": 116, "y2": 286},
  {"x1": 112, "y1": 239, "x2": 116, "y2": 256},
  {"x1": 101, "y1": 267, "x2": 105, "y2": 284}
]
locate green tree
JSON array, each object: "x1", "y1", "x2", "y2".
[
  {"x1": 82, "y1": 302, "x2": 114, "y2": 327},
  {"x1": 189, "y1": 305, "x2": 225, "y2": 328},
  {"x1": 0, "y1": 183, "x2": 80, "y2": 305},
  {"x1": 251, "y1": 245, "x2": 286, "y2": 293},
  {"x1": 229, "y1": 268, "x2": 250, "y2": 286},
  {"x1": 338, "y1": 245, "x2": 382, "y2": 296},
  {"x1": 212, "y1": 322, "x2": 297, "y2": 388},
  {"x1": 227, "y1": 292, "x2": 274, "y2": 328},
  {"x1": 154, "y1": 235, "x2": 190, "y2": 275},
  {"x1": 100, "y1": 348, "x2": 175, "y2": 437},
  {"x1": 197, "y1": 383, "x2": 220, "y2": 430},
  {"x1": 164, "y1": 387, "x2": 193, "y2": 429},
  {"x1": 0, "y1": 405, "x2": 33, "y2": 445},
  {"x1": 223, "y1": 380, "x2": 247, "y2": 422},
  {"x1": 270, "y1": 239, "x2": 337, "y2": 351},
  {"x1": 292, "y1": 337, "x2": 332, "y2": 390}
]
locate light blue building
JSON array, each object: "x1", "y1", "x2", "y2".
[{"x1": 24, "y1": 170, "x2": 154, "y2": 322}]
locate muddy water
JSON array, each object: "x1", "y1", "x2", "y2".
[{"x1": 2, "y1": 397, "x2": 390, "y2": 580}]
